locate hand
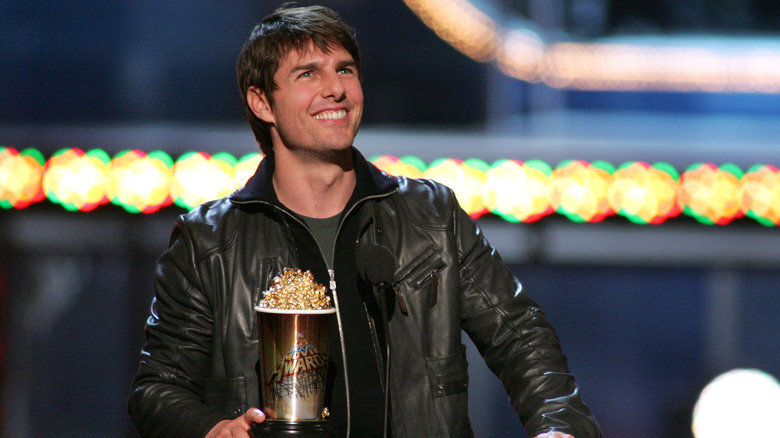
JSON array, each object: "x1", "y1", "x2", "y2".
[
  {"x1": 534, "y1": 433, "x2": 575, "y2": 438},
  {"x1": 206, "y1": 408, "x2": 265, "y2": 438}
]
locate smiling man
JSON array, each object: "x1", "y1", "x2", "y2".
[{"x1": 128, "y1": 5, "x2": 602, "y2": 438}]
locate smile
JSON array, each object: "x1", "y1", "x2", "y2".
[{"x1": 313, "y1": 109, "x2": 347, "y2": 120}]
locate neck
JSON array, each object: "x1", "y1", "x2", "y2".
[{"x1": 272, "y1": 147, "x2": 356, "y2": 218}]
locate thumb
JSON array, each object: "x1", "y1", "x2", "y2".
[{"x1": 243, "y1": 408, "x2": 266, "y2": 426}]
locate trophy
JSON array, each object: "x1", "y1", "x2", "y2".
[{"x1": 253, "y1": 268, "x2": 337, "y2": 437}]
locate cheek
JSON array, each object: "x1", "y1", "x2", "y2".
[
  {"x1": 276, "y1": 88, "x2": 315, "y2": 117},
  {"x1": 350, "y1": 85, "x2": 364, "y2": 106}
]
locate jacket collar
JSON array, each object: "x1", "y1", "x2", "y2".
[{"x1": 230, "y1": 146, "x2": 398, "y2": 207}]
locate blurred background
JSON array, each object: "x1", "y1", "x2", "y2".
[{"x1": 2, "y1": 1, "x2": 779, "y2": 437}]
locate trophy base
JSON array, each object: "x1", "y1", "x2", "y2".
[{"x1": 252, "y1": 420, "x2": 336, "y2": 437}]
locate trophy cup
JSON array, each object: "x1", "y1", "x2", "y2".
[{"x1": 253, "y1": 268, "x2": 337, "y2": 437}]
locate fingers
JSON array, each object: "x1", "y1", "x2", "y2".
[
  {"x1": 206, "y1": 408, "x2": 265, "y2": 438},
  {"x1": 243, "y1": 408, "x2": 266, "y2": 426},
  {"x1": 534, "y1": 433, "x2": 575, "y2": 438}
]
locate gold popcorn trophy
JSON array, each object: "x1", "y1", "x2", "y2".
[{"x1": 253, "y1": 268, "x2": 337, "y2": 437}]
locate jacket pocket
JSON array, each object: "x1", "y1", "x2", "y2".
[
  {"x1": 395, "y1": 246, "x2": 447, "y2": 311},
  {"x1": 424, "y1": 346, "x2": 472, "y2": 437},
  {"x1": 203, "y1": 376, "x2": 248, "y2": 418}
]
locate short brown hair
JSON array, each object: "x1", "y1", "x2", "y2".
[{"x1": 236, "y1": 5, "x2": 362, "y2": 155}]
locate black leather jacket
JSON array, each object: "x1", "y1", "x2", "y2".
[{"x1": 128, "y1": 148, "x2": 601, "y2": 438}]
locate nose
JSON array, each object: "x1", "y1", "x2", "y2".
[{"x1": 321, "y1": 71, "x2": 346, "y2": 100}]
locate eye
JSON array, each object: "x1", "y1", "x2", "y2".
[
  {"x1": 338, "y1": 67, "x2": 355, "y2": 75},
  {"x1": 297, "y1": 71, "x2": 313, "y2": 79}
]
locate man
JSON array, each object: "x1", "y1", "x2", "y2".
[{"x1": 128, "y1": 5, "x2": 602, "y2": 438}]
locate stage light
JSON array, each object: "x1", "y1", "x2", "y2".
[
  {"x1": 0, "y1": 147, "x2": 45, "y2": 209},
  {"x1": 2, "y1": 148, "x2": 779, "y2": 226},
  {"x1": 404, "y1": 0, "x2": 780, "y2": 93},
  {"x1": 170, "y1": 151, "x2": 237, "y2": 210},
  {"x1": 107, "y1": 150, "x2": 174, "y2": 214},
  {"x1": 679, "y1": 163, "x2": 744, "y2": 225},
  {"x1": 692, "y1": 369, "x2": 780, "y2": 438},
  {"x1": 234, "y1": 153, "x2": 264, "y2": 189},
  {"x1": 425, "y1": 158, "x2": 489, "y2": 218},
  {"x1": 609, "y1": 161, "x2": 681, "y2": 224},
  {"x1": 739, "y1": 164, "x2": 780, "y2": 226},
  {"x1": 403, "y1": 0, "x2": 499, "y2": 62},
  {"x1": 42, "y1": 148, "x2": 111, "y2": 212},
  {"x1": 550, "y1": 160, "x2": 614, "y2": 223},
  {"x1": 497, "y1": 29, "x2": 545, "y2": 82},
  {"x1": 371, "y1": 155, "x2": 427, "y2": 178},
  {"x1": 483, "y1": 159, "x2": 553, "y2": 223}
]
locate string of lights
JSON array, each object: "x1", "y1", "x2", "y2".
[
  {"x1": 404, "y1": 0, "x2": 780, "y2": 93},
  {"x1": 1, "y1": 146, "x2": 777, "y2": 226}
]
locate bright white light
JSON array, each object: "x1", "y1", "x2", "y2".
[{"x1": 692, "y1": 369, "x2": 780, "y2": 438}]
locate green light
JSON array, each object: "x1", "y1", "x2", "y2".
[{"x1": 0, "y1": 148, "x2": 777, "y2": 226}]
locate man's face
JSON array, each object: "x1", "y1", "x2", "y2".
[{"x1": 261, "y1": 43, "x2": 363, "y2": 158}]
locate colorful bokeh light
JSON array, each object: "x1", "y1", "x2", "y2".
[
  {"x1": 483, "y1": 159, "x2": 553, "y2": 223},
  {"x1": 739, "y1": 164, "x2": 780, "y2": 227},
  {"x1": 107, "y1": 150, "x2": 174, "y2": 214},
  {"x1": 0, "y1": 147, "x2": 46, "y2": 209},
  {"x1": 234, "y1": 153, "x2": 264, "y2": 189},
  {"x1": 425, "y1": 158, "x2": 490, "y2": 218},
  {"x1": 609, "y1": 161, "x2": 681, "y2": 224},
  {"x1": 171, "y1": 152, "x2": 238, "y2": 210},
  {"x1": 680, "y1": 163, "x2": 744, "y2": 225},
  {"x1": 371, "y1": 155, "x2": 427, "y2": 179},
  {"x1": 1, "y1": 148, "x2": 778, "y2": 226},
  {"x1": 550, "y1": 160, "x2": 615, "y2": 223},
  {"x1": 43, "y1": 148, "x2": 111, "y2": 212}
]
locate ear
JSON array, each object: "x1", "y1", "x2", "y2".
[{"x1": 247, "y1": 86, "x2": 275, "y2": 124}]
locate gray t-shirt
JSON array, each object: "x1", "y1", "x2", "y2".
[{"x1": 300, "y1": 213, "x2": 340, "y2": 269}]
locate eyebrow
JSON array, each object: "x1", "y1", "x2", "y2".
[
  {"x1": 289, "y1": 62, "x2": 320, "y2": 76},
  {"x1": 288, "y1": 59, "x2": 359, "y2": 77},
  {"x1": 336, "y1": 60, "x2": 358, "y2": 70}
]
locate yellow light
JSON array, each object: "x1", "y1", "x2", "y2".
[
  {"x1": 371, "y1": 155, "x2": 426, "y2": 178},
  {"x1": 403, "y1": 0, "x2": 499, "y2": 62},
  {"x1": 234, "y1": 153, "x2": 264, "y2": 189},
  {"x1": 108, "y1": 150, "x2": 174, "y2": 214},
  {"x1": 0, "y1": 147, "x2": 45, "y2": 209},
  {"x1": 424, "y1": 158, "x2": 488, "y2": 217},
  {"x1": 43, "y1": 149, "x2": 110, "y2": 212},
  {"x1": 403, "y1": 1, "x2": 780, "y2": 93},
  {"x1": 171, "y1": 152, "x2": 237, "y2": 210},
  {"x1": 4, "y1": 148, "x2": 779, "y2": 226},
  {"x1": 550, "y1": 160, "x2": 614, "y2": 222},
  {"x1": 739, "y1": 164, "x2": 780, "y2": 226},
  {"x1": 680, "y1": 163, "x2": 743, "y2": 225},
  {"x1": 609, "y1": 162, "x2": 680, "y2": 224},
  {"x1": 483, "y1": 159, "x2": 552, "y2": 222}
]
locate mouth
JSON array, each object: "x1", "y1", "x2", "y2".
[{"x1": 312, "y1": 109, "x2": 348, "y2": 120}]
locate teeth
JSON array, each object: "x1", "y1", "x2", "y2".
[{"x1": 313, "y1": 110, "x2": 347, "y2": 120}]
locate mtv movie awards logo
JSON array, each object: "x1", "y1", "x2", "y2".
[{"x1": 268, "y1": 336, "x2": 328, "y2": 400}]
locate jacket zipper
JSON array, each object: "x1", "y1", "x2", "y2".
[
  {"x1": 322, "y1": 191, "x2": 394, "y2": 438},
  {"x1": 429, "y1": 270, "x2": 439, "y2": 307},
  {"x1": 327, "y1": 267, "x2": 351, "y2": 438}
]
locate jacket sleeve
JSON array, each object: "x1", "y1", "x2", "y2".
[
  {"x1": 454, "y1": 204, "x2": 602, "y2": 438},
  {"x1": 128, "y1": 218, "x2": 229, "y2": 438}
]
